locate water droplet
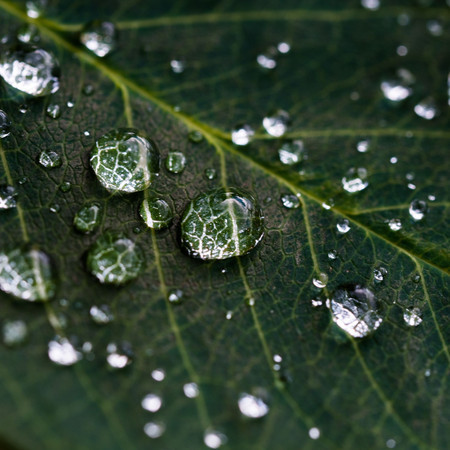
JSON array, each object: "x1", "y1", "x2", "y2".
[
  {"x1": 398, "y1": 13, "x2": 410, "y2": 26},
  {"x1": 409, "y1": 199, "x2": 427, "y2": 221},
  {"x1": 256, "y1": 47, "x2": 277, "y2": 70},
  {"x1": 329, "y1": 285, "x2": 383, "y2": 338},
  {"x1": 342, "y1": 168, "x2": 369, "y2": 193},
  {"x1": 87, "y1": 231, "x2": 144, "y2": 285},
  {"x1": 168, "y1": 289, "x2": 183, "y2": 304},
  {"x1": 143, "y1": 422, "x2": 165, "y2": 439},
  {"x1": 336, "y1": 218, "x2": 351, "y2": 234},
  {"x1": 73, "y1": 202, "x2": 102, "y2": 233},
  {"x1": 17, "y1": 23, "x2": 40, "y2": 44},
  {"x1": 180, "y1": 188, "x2": 264, "y2": 260},
  {"x1": 0, "y1": 185, "x2": 17, "y2": 209},
  {"x1": 424, "y1": 369, "x2": 431, "y2": 377},
  {"x1": 396, "y1": 45, "x2": 408, "y2": 56},
  {"x1": 280, "y1": 194, "x2": 300, "y2": 209},
  {"x1": 328, "y1": 250, "x2": 338, "y2": 260},
  {"x1": 263, "y1": 109, "x2": 290, "y2": 137},
  {"x1": 49, "y1": 203, "x2": 60, "y2": 214},
  {"x1": 188, "y1": 130, "x2": 204, "y2": 143},
  {"x1": 90, "y1": 305, "x2": 114, "y2": 324},
  {"x1": 278, "y1": 140, "x2": 306, "y2": 165},
  {"x1": 18, "y1": 176, "x2": 28, "y2": 184},
  {"x1": 46, "y1": 103, "x2": 60, "y2": 119},
  {"x1": 238, "y1": 393, "x2": 269, "y2": 418},
  {"x1": 204, "y1": 429, "x2": 227, "y2": 449},
  {"x1": 225, "y1": 310, "x2": 233, "y2": 320},
  {"x1": 80, "y1": 21, "x2": 117, "y2": 57},
  {"x1": 426, "y1": 20, "x2": 443, "y2": 36},
  {"x1": 26, "y1": 0, "x2": 47, "y2": 18},
  {"x1": 373, "y1": 267, "x2": 387, "y2": 283},
  {"x1": 311, "y1": 299, "x2": 323, "y2": 307},
  {"x1": 277, "y1": 42, "x2": 290, "y2": 53},
  {"x1": 388, "y1": 218, "x2": 402, "y2": 231},
  {"x1": 403, "y1": 307, "x2": 423, "y2": 327},
  {"x1": 356, "y1": 139, "x2": 370, "y2": 153},
  {"x1": 380, "y1": 80, "x2": 412, "y2": 102},
  {"x1": 386, "y1": 438, "x2": 396, "y2": 448},
  {"x1": 165, "y1": 151, "x2": 186, "y2": 173},
  {"x1": 82, "y1": 83, "x2": 94, "y2": 95},
  {"x1": 390, "y1": 156, "x2": 398, "y2": 164},
  {"x1": 141, "y1": 393, "x2": 162, "y2": 412},
  {"x1": 48, "y1": 337, "x2": 82, "y2": 366},
  {"x1": 309, "y1": 427, "x2": 321, "y2": 440},
  {"x1": 18, "y1": 104, "x2": 28, "y2": 114},
  {"x1": 170, "y1": 59, "x2": 185, "y2": 74},
  {"x1": 66, "y1": 100, "x2": 74, "y2": 108},
  {"x1": 246, "y1": 297, "x2": 255, "y2": 306},
  {"x1": 151, "y1": 369, "x2": 165, "y2": 381},
  {"x1": 183, "y1": 382, "x2": 199, "y2": 398},
  {"x1": 139, "y1": 197, "x2": 173, "y2": 230},
  {"x1": 361, "y1": 0, "x2": 379, "y2": 10},
  {"x1": 2, "y1": 319, "x2": 28, "y2": 347},
  {"x1": 106, "y1": 342, "x2": 133, "y2": 369},
  {"x1": 0, "y1": 110, "x2": 11, "y2": 138},
  {"x1": 38, "y1": 150, "x2": 62, "y2": 168},
  {"x1": 90, "y1": 128, "x2": 159, "y2": 193},
  {"x1": 0, "y1": 246, "x2": 55, "y2": 301},
  {"x1": 313, "y1": 273, "x2": 328, "y2": 289},
  {"x1": 231, "y1": 124, "x2": 254, "y2": 146},
  {"x1": 407, "y1": 183, "x2": 416, "y2": 190},
  {"x1": 0, "y1": 43, "x2": 60, "y2": 96},
  {"x1": 59, "y1": 181, "x2": 71, "y2": 193},
  {"x1": 204, "y1": 168, "x2": 216, "y2": 180},
  {"x1": 414, "y1": 97, "x2": 438, "y2": 120}
]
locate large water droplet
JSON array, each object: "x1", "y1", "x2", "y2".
[
  {"x1": 141, "y1": 393, "x2": 162, "y2": 412},
  {"x1": 38, "y1": 150, "x2": 62, "y2": 168},
  {"x1": 48, "y1": 337, "x2": 82, "y2": 366},
  {"x1": 73, "y1": 202, "x2": 102, "y2": 234},
  {"x1": 231, "y1": 124, "x2": 254, "y2": 146},
  {"x1": 0, "y1": 109, "x2": 11, "y2": 138},
  {"x1": 403, "y1": 307, "x2": 423, "y2": 327},
  {"x1": 280, "y1": 193, "x2": 300, "y2": 209},
  {"x1": 80, "y1": 21, "x2": 117, "y2": 57},
  {"x1": 204, "y1": 429, "x2": 227, "y2": 449},
  {"x1": 165, "y1": 151, "x2": 186, "y2": 173},
  {"x1": 86, "y1": 231, "x2": 144, "y2": 285},
  {"x1": 0, "y1": 185, "x2": 17, "y2": 209},
  {"x1": 342, "y1": 167, "x2": 369, "y2": 193},
  {"x1": 90, "y1": 128, "x2": 159, "y2": 193},
  {"x1": 180, "y1": 188, "x2": 264, "y2": 260},
  {"x1": 329, "y1": 285, "x2": 383, "y2": 338},
  {"x1": 238, "y1": 393, "x2": 269, "y2": 418},
  {"x1": 409, "y1": 199, "x2": 427, "y2": 221},
  {"x1": 263, "y1": 109, "x2": 290, "y2": 137},
  {"x1": 0, "y1": 43, "x2": 60, "y2": 96},
  {"x1": 0, "y1": 246, "x2": 55, "y2": 301},
  {"x1": 143, "y1": 422, "x2": 165, "y2": 439},
  {"x1": 90, "y1": 305, "x2": 114, "y2": 324},
  {"x1": 2, "y1": 319, "x2": 28, "y2": 347},
  {"x1": 139, "y1": 197, "x2": 173, "y2": 230},
  {"x1": 278, "y1": 140, "x2": 306, "y2": 165}
]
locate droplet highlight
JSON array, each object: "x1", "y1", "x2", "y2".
[{"x1": 262, "y1": 109, "x2": 290, "y2": 137}]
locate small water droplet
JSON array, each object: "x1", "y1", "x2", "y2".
[
  {"x1": 256, "y1": 48, "x2": 277, "y2": 70},
  {"x1": 311, "y1": 299, "x2": 323, "y2": 307},
  {"x1": 165, "y1": 151, "x2": 187, "y2": 173},
  {"x1": 170, "y1": 59, "x2": 185, "y2": 74},
  {"x1": 17, "y1": 23, "x2": 40, "y2": 44},
  {"x1": 309, "y1": 427, "x2": 321, "y2": 440},
  {"x1": 151, "y1": 369, "x2": 165, "y2": 382},
  {"x1": 356, "y1": 139, "x2": 370, "y2": 153},
  {"x1": 180, "y1": 188, "x2": 264, "y2": 260},
  {"x1": 386, "y1": 438, "x2": 396, "y2": 448},
  {"x1": 204, "y1": 168, "x2": 216, "y2": 180},
  {"x1": 388, "y1": 218, "x2": 402, "y2": 231},
  {"x1": 403, "y1": 307, "x2": 423, "y2": 327},
  {"x1": 18, "y1": 176, "x2": 28, "y2": 184},
  {"x1": 0, "y1": 185, "x2": 17, "y2": 209},
  {"x1": 278, "y1": 140, "x2": 306, "y2": 165},
  {"x1": 168, "y1": 289, "x2": 183, "y2": 304},
  {"x1": 425, "y1": 369, "x2": 431, "y2": 377},
  {"x1": 48, "y1": 337, "x2": 82, "y2": 366},
  {"x1": 141, "y1": 393, "x2": 162, "y2": 412},
  {"x1": 87, "y1": 231, "x2": 144, "y2": 285},
  {"x1": 426, "y1": 19, "x2": 443, "y2": 36},
  {"x1": 328, "y1": 250, "x2": 338, "y2": 260},
  {"x1": 329, "y1": 285, "x2": 383, "y2": 338},
  {"x1": 73, "y1": 202, "x2": 102, "y2": 233},
  {"x1": 106, "y1": 342, "x2": 133, "y2": 369},
  {"x1": 0, "y1": 110, "x2": 11, "y2": 138},
  {"x1": 409, "y1": 199, "x2": 427, "y2": 221},
  {"x1": 361, "y1": 0, "x2": 379, "y2": 10},
  {"x1": 396, "y1": 45, "x2": 408, "y2": 56},
  {"x1": 59, "y1": 181, "x2": 71, "y2": 193},
  {"x1": 26, "y1": 0, "x2": 47, "y2": 18},
  {"x1": 277, "y1": 42, "x2": 290, "y2": 53},
  {"x1": 183, "y1": 382, "x2": 199, "y2": 398},
  {"x1": 80, "y1": 21, "x2": 117, "y2": 57},
  {"x1": 342, "y1": 167, "x2": 369, "y2": 193},
  {"x1": 49, "y1": 203, "x2": 60, "y2": 213},
  {"x1": 83, "y1": 83, "x2": 94, "y2": 95},
  {"x1": 414, "y1": 97, "x2": 438, "y2": 120},
  {"x1": 188, "y1": 130, "x2": 204, "y2": 143},
  {"x1": 238, "y1": 393, "x2": 269, "y2": 418},
  {"x1": 398, "y1": 13, "x2": 410, "y2": 26},
  {"x1": 143, "y1": 421, "x2": 165, "y2": 439},
  {"x1": 90, "y1": 305, "x2": 114, "y2": 325},
  {"x1": 2, "y1": 319, "x2": 28, "y2": 347},
  {"x1": 373, "y1": 267, "x2": 387, "y2": 283},
  {"x1": 262, "y1": 109, "x2": 290, "y2": 137},
  {"x1": 313, "y1": 273, "x2": 328, "y2": 289},
  {"x1": 204, "y1": 429, "x2": 227, "y2": 449},
  {"x1": 231, "y1": 124, "x2": 254, "y2": 146},
  {"x1": 390, "y1": 156, "x2": 398, "y2": 164},
  {"x1": 139, "y1": 197, "x2": 173, "y2": 230},
  {"x1": 280, "y1": 193, "x2": 300, "y2": 209},
  {"x1": 18, "y1": 104, "x2": 28, "y2": 114},
  {"x1": 90, "y1": 128, "x2": 160, "y2": 193},
  {"x1": 46, "y1": 103, "x2": 60, "y2": 119},
  {"x1": 380, "y1": 80, "x2": 412, "y2": 102},
  {"x1": 336, "y1": 218, "x2": 351, "y2": 234},
  {"x1": 38, "y1": 150, "x2": 62, "y2": 168}
]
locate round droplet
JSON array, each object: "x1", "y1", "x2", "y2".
[
  {"x1": 356, "y1": 139, "x2": 370, "y2": 153},
  {"x1": 0, "y1": 43, "x2": 60, "y2": 96},
  {"x1": 414, "y1": 97, "x2": 438, "y2": 120},
  {"x1": 329, "y1": 285, "x2": 383, "y2": 338},
  {"x1": 278, "y1": 140, "x2": 306, "y2": 165},
  {"x1": 87, "y1": 231, "x2": 144, "y2": 285},
  {"x1": 336, "y1": 218, "x2": 351, "y2": 234},
  {"x1": 373, "y1": 267, "x2": 387, "y2": 283},
  {"x1": 262, "y1": 109, "x2": 290, "y2": 137},
  {"x1": 388, "y1": 218, "x2": 402, "y2": 231},
  {"x1": 90, "y1": 128, "x2": 159, "y2": 193},
  {"x1": 183, "y1": 382, "x2": 199, "y2": 398},
  {"x1": 143, "y1": 422, "x2": 165, "y2": 439},
  {"x1": 90, "y1": 305, "x2": 114, "y2": 324},
  {"x1": 204, "y1": 429, "x2": 227, "y2": 449},
  {"x1": 257, "y1": 50, "x2": 277, "y2": 70},
  {"x1": 73, "y1": 202, "x2": 102, "y2": 233},
  {"x1": 80, "y1": 21, "x2": 117, "y2": 57},
  {"x1": 139, "y1": 197, "x2": 173, "y2": 230},
  {"x1": 0, "y1": 109, "x2": 11, "y2": 138},
  {"x1": 59, "y1": 181, "x2": 71, "y2": 193},
  {"x1": 0, "y1": 185, "x2": 17, "y2": 209},
  {"x1": 280, "y1": 193, "x2": 300, "y2": 209},
  {"x1": 168, "y1": 288, "x2": 183, "y2": 304},
  {"x1": 48, "y1": 337, "x2": 81, "y2": 366},
  {"x1": 38, "y1": 150, "x2": 61, "y2": 168},
  {"x1": 409, "y1": 199, "x2": 427, "y2": 221},
  {"x1": 238, "y1": 393, "x2": 269, "y2": 419},
  {"x1": 188, "y1": 130, "x2": 204, "y2": 143},
  {"x1": 46, "y1": 103, "x2": 60, "y2": 119},
  {"x1": 106, "y1": 342, "x2": 133, "y2": 369},
  {"x1": 180, "y1": 188, "x2": 264, "y2": 260},
  {"x1": 328, "y1": 250, "x2": 337, "y2": 260},
  {"x1": 17, "y1": 23, "x2": 40, "y2": 44},
  {"x1": 427, "y1": 19, "x2": 443, "y2": 36},
  {"x1": 342, "y1": 168, "x2": 369, "y2": 193},
  {"x1": 2, "y1": 319, "x2": 28, "y2": 347},
  {"x1": 0, "y1": 246, "x2": 55, "y2": 301},
  {"x1": 231, "y1": 124, "x2": 254, "y2": 146},
  {"x1": 204, "y1": 168, "x2": 216, "y2": 180},
  {"x1": 165, "y1": 151, "x2": 186, "y2": 174},
  {"x1": 313, "y1": 273, "x2": 328, "y2": 289},
  {"x1": 309, "y1": 427, "x2": 321, "y2": 440},
  {"x1": 151, "y1": 369, "x2": 165, "y2": 381},
  {"x1": 141, "y1": 393, "x2": 162, "y2": 412},
  {"x1": 82, "y1": 83, "x2": 94, "y2": 95},
  {"x1": 403, "y1": 307, "x2": 423, "y2": 327}
]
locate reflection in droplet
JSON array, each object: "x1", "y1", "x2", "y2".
[
  {"x1": 143, "y1": 421, "x2": 165, "y2": 439},
  {"x1": 342, "y1": 168, "x2": 368, "y2": 193},
  {"x1": 204, "y1": 429, "x2": 227, "y2": 449},
  {"x1": 263, "y1": 109, "x2": 290, "y2": 137},
  {"x1": 2, "y1": 320, "x2": 28, "y2": 347},
  {"x1": 165, "y1": 151, "x2": 186, "y2": 174},
  {"x1": 409, "y1": 199, "x2": 427, "y2": 221},
  {"x1": 74, "y1": 202, "x2": 102, "y2": 233},
  {"x1": 48, "y1": 337, "x2": 82, "y2": 366},
  {"x1": 231, "y1": 124, "x2": 254, "y2": 146},
  {"x1": 141, "y1": 393, "x2": 162, "y2": 412},
  {"x1": 46, "y1": 103, "x2": 61, "y2": 119},
  {"x1": 139, "y1": 197, "x2": 173, "y2": 230},
  {"x1": 403, "y1": 307, "x2": 423, "y2": 327},
  {"x1": 278, "y1": 140, "x2": 306, "y2": 165},
  {"x1": 414, "y1": 97, "x2": 438, "y2": 120},
  {"x1": 80, "y1": 21, "x2": 117, "y2": 57},
  {"x1": 183, "y1": 382, "x2": 199, "y2": 398},
  {"x1": 0, "y1": 185, "x2": 17, "y2": 209}
]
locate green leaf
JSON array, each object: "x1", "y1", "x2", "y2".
[{"x1": 0, "y1": 1, "x2": 449, "y2": 449}]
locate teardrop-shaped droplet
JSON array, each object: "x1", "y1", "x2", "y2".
[
  {"x1": 342, "y1": 168, "x2": 369, "y2": 193},
  {"x1": 80, "y1": 21, "x2": 117, "y2": 57},
  {"x1": 0, "y1": 185, "x2": 17, "y2": 209},
  {"x1": 165, "y1": 151, "x2": 186, "y2": 174},
  {"x1": 38, "y1": 150, "x2": 62, "y2": 168},
  {"x1": 90, "y1": 128, "x2": 159, "y2": 193},
  {"x1": 86, "y1": 231, "x2": 144, "y2": 285},
  {"x1": 231, "y1": 124, "x2": 254, "y2": 146},
  {"x1": 139, "y1": 197, "x2": 173, "y2": 230},
  {"x1": 0, "y1": 109, "x2": 11, "y2": 138},
  {"x1": 409, "y1": 199, "x2": 427, "y2": 221},
  {"x1": 262, "y1": 109, "x2": 290, "y2": 137},
  {"x1": 278, "y1": 140, "x2": 306, "y2": 165},
  {"x1": 73, "y1": 202, "x2": 102, "y2": 233},
  {"x1": 180, "y1": 188, "x2": 264, "y2": 260}
]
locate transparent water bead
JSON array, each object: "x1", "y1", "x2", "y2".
[
  {"x1": 2, "y1": 320, "x2": 28, "y2": 347},
  {"x1": 204, "y1": 429, "x2": 227, "y2": 449},
  {"x1": 0, "y1": 246, "x2": 55, "y2": 301},
  {"x1": 231, "y1": 124, "x2": 254, "y2": 146},
  {"x1": 263, "y1": 109, "x2": 290, "y2": 137},
  {"x1": 238, "y1": 393, "x2": 269, "y2": 418},
  {"x1": 170, "y1": 59, "x2": 185, "y2": 74},
  {"x1": 313, "y1": 273, "x2": 328, "y2": 289},
  {"x1": 48, "y1": 337, "x2": 82, "y2": 366},
  {"x1": 90, "y1": 128, "x2": 159, "y2": 193},
  {"x1": 141, "y1": 393, "x2": 162, "y2": 412},
  {"x1": 0, "y1": 43, "x2": 60, "y2": 96},
  {"x1": 309, "y1": 427, "x2": 321, "y2": 440},
  {"x1": 0, "y1": 185, "x2": 17, "y2": 209},
  {"x1": 17, "y1": 24, "x2": 40, "y2": 44},
  {"x1": 183, "y1": 382, "x2": 199, "y2": 398},
  {"x1": 361, "y1": 0, "x2": 380, "y2": 10},
  {"x1": 380, "y1": 80, "x2": 412, "y2": 102},
  {"x1": 329, "y1": 285, "x2": 383, "y2": 338},
  {"x1": 336, "y1": 218, "x2": 351, "y2": 234},
  {"x1": 144, "y1": 422, "x2": 165, "y2": 439},
  {"x1": 38, "y1": 150, "x2": 62, "y2": 168},
  {"x1": 388, "y1": 218, "x2": 402, "y2": 231},
  {"x1": 106, "y1": 342, "x2": 133, "y2": 369},
  {"x1": 139, "y1": 197, "x2": 173, "y2": 230},
  {"x1": 151, "y1": 369, "x2": 165, "y2": 382},
  {"x1": 180, "y1": 187, "x2": 264, "y2": 260},
  {"x1": 73, "y1": 202, "x2": 102, "y2": 234},
  {"x1": 373, "y1": 267, "x2": 387, "y2": 283},
  {"x1": 26, "y1": 0, "x2": 47, "y2": 18},
  {"x1": 409, "y1": 199, "x2": 427, "y2": 221},
  {"x1": 90, "y1": 305, "x2": 114, "y2": 325},
  {"x1": 46, "y1": 103, "x2": 60, "y2": 119},
  {"x1": 0, "y1": 109, "x2": 11, "y2": 138},
  {"x1": 278, "y1": 140, "x2": 306, "y2": 165},
  {"x1": 414, "y1": 97, "x2": 438, "y2": 120},
  {"x1": 403, "y1": 307, "x2": 423, "y2": 327},
  {"x1": 165, "y1": 151, "x2": 186, "y2": 174},
  {"x1": 80, "y1": 21, "x2": 117, "y2": 57},
  {"x1": 188, "y1": 130, "x2": 204, "y2": 143},
  {"x1": 280, "y1": 194, "x2": 300, "y2": 209},
  {"x1": 204, "y1": 168, "x2": 216, "y2": 180},
  {"x1": 87, "y1": 231, "x2": 144, "y2": 285},
  {"x1": 168, "y1": 289, "x2": 183, "y2": 304},
  {"x1": 356, "y1": 139, "x2": 370, "y2": 153},
  {"x1": 342, "y1": 167, "x2": 368, "y2": 193},
  {"x1": 257, "y1": 51, "x2": 277, "y2": 70}
]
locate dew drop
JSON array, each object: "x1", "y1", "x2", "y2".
[
  {"x1": 59, "y1": 181, "x2": 71, "y2": 193},
  {"x1": 280, "y1": 194, "x2": 300, "y2": 209},
  {"x1": 380, "y1": 80, "x2": 412, "y2": 102},
  {"x1": 388, "y1": 218, "x2": 402, "y2": 231},
  {"x1": 414, "y1": 97, "x2": 438, "y2": 120},
  {"x1": 225, "y1": 310, "x2": 233, "y2": 320},
  {"x1": 180, "y1": 188, "x2": 264, "y2": 260},
  {"x1": 46, "y1": 103, "x2": 60, "y2": 119},
  {"x1": 141, "y1": 393, "x2": 162, "y2": 412},
  {"x1": 426, "y1": 20, "x2": 443, "y2": 36},
  {"x1": 151, "y1": 369, "x2": 165, "y2": 382},
  {"x1": 409, "y1": 199, "x2": 427, "y2": 221},
  {"x1": 204, "y1": 429, "x2": 227, "y2": 449},
  {"x1": 170, "y1": 59, "x2": 185, "y2": 74},
  {"x1": 204, "y1": 168, "x2": 216, "y2": 180},
  {"x1": 262, "y1": 109, "x2": 290, "y2": 137},
  {"x1": 17, "y1": 24, "x2": 40, "y2": 44},
  {"x1": 309, "y1": 427, "x2": 321, "y2": 440},
  {"x1": 342, "y1": 168, "x2": 368, "y2": 193},
  {"x1": 38, "y1": 150, "x2": 62, "y2": 168},
  {"x1": 373, "y1": 267, "x2": 387, "y2": 283},
  {"x1": 277, "y1": 42, "x2": 290, "y2": 53},
  {"x1": 328, "y1": 250, "x2": 338, "y2": 260},
  {"x1": 49, "y1": 203, "x2": 60, "y2": 214},
  {"x1": 329, "y1": 285, "x2": 383, "y2": 338},
  {"x1": 336, "y1": 218, "x2": 351, "y2": 234},
  {"x1": 87, "y1": 231, "x2": 144, "y2": 285},
  {"x1": 143, "y1": 422, "x2": 165, "y2": 439},
  {"x1": 0, "y1": 110, "x2": 11, "y2": 138},
  {"x1": 361, "y1": 0, "x2": 380, "y2": 10},
  {"x1": 396, "y1": 45, "x2": 408, "y2": 57},
  {"x1": 390, "y1": 156, "x2": 398, "y2": 164},
  {"x1": 238, "y1": 393, "x2": 269, "y2": 418},
  {"x1": 311, "y1": 299, "x2": 323, "y2": 307},
  {"x1": 231, "y1": 124, "x2": 254, "y2": 146},
  {"x1": 188, "y1": 130, "x2": 204, "y2": 143},
  {"x1": 313, "y1": 273, "x2": 328, "y2": 289},
  {"x1": 2, "y1": 319, "x2": 28, "y2": 347},
  {"x1": 90, "y1": 128, "x2": 159, "y2": 193},
  {"x1": 356, "y1": 139, "x2": 370, "y2": 153},
  {"x1": 278, "y1": 140, "x2": 306, "y2": 165},
  {"x1": 106, "y1": 342, "x2": 133, "y2": 369},
  {"x1": 0, "y1": 43, "x2": 60, "y2": 96},
  {"x1": 48, "y1": 337, "x2": 82, "y2": 366},
  {"x1": 26, "y1": 0, "x2": 47, "y2": 18},
  {"x1": 165, "y1": 151, "x2": 187, "y2": 173},
  {"x1": 80, "y1": 21, "x2": 117, "y2": 57},
  {"x1": 168, "y1": 289, "x2": 183, "y2": 304},
  {"x1": 82, "y1": 83, "x2": 94, "y2": 96},
  {"x1": 183, "y1": 382, "x2": 199, "y2": 398},
  {"x1": 66, "y1": 100, "x2": 74, "y2": 108},
  {"x1": 139, "y1": 197, "x2": 173, "y2": 230},
  {"x1": 0, "y1": 185, "x2": 17, "y2": 209},
  {"x1": 90, "y1": 305, "x2": 114, "y2": 325},
  {"x1": 73, "y1": 202, "x2": 102, "y2": 233},
  {"x1": 403, "y1": 307, "x2": 423, "y2": 327},
  {"x1": 18, "y1": 104, "x2": 28, "y2": 114},
  {"x1": 256, "y1": 49, "x2": 277, "y2": 70}
]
